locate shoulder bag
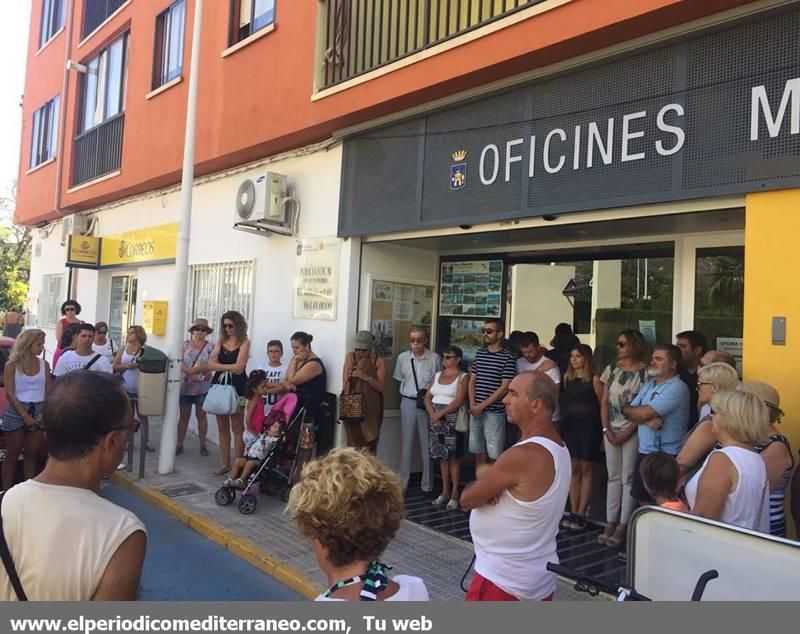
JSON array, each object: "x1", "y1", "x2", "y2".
[
  {"x1": 0, "y1": 492, "x2": 28, "y2": 601},
  {"x1": 338, "y1": 354, "x2": 365, "y2": 424},
  {"x1": 410, "y1": 358, "x2": 427, "y2": 411},
  {"x1": 203, "y1": 371, "x2": 240, "y2": 415},
  {"x1": 455, "y1": 373, "x2": 470, "y2": 434}
]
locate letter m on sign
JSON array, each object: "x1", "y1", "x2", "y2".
[{"x1": 751, "y1": 78, "x2": 800, "y2": 141}]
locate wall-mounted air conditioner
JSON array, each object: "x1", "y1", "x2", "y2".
[{"x1": 233, "y1": 172, "x2": 300, "y2": 237}]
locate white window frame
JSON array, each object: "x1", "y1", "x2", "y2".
[
  {"x1": 186, "y1": 260, "x2": 256, "y2": 337},
  {"x1": 153, "y1": 0, "x2": 186, "y2": 89},
  {"x1": 79, "y1": 33, "x2": 129, "y2": 134},
  {"x1": 39, "y1": 0, "x2": 65, "y2": 49},
  {"x1": 38, "y1": 273, "x2": 65, "y2": 329},
  {"x1": 30, "y1": 96, "x2": 60, "y2": 169},
  {"x1": 231, "y1": 0, "x2": 275, "y2": 45}
]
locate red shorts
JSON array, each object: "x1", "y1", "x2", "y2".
[{"x1": 466, "y1": 573, "x2": 554, "y2": 602}]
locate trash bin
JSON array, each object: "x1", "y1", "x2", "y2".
[{"x1": 137, "y1": 346, "x2": 168, "y2": 417}]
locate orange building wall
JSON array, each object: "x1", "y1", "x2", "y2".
[{"x1": 16, "y1": 0, "x2": 757, "y2": 225}]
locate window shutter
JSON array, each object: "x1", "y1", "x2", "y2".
[{"x1": 239, "y1": 0, "x2": 252, "y2": 28}]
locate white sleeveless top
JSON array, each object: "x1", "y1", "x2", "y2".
[
  {"x1": 0, "y1": 480, "x2": 146, "y2": 601},
  {"x1": 685, "y1": 446, "x2": 770, "y2": 533},
  {"x1": 469, "y1": 436, "x2": 572, "y2": 600},
  {"x1": 14, "y1": 358, "x2": 46, "y2": 403},
  {"x1": 428, "y1": 371, "x2": 465, "y2": 405},
  {"x1": 120, "y1": 349, "x2": 139, "y2": 394}
]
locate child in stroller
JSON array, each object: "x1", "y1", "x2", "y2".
[{"x1": 215, "y1": 392, "x2": 304, "y2": 514}]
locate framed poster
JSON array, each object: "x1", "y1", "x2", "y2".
[
  {"x1": 439, "y1": 260, "x2": 504, "y2": 318},
  {"x1": 293, "y1": 238, "x2": 341, "y2": 320}
]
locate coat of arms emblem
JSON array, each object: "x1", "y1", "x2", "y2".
[{"x1": 450, "y1": 150, "x2": 467, "y2": 190}]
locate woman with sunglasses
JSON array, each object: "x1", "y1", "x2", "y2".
[
  {"x1": 340, "y1": 331, "x2": 385, "y2": 453},
  {"x1": 597, "y1": 329, "x2": 648, "y2": 548},
  {"x1": 91, "y1": 321, "x2": 117, "y2": 365},
  {"x1": 424, "y1": 345, "x2": 468, "y2": 511},
  {"x1": 54, "y1": 300, "x2": 83, "y2": 359},
  {"x1": 2, "y1": 329, "x2": 50, "y2": 490},
  {"x1": 208, "y1": 311, "x2": 251, "y2": 475},
  {"x1": 176, "y1": 319, "x2": 214, "y2": 457}
]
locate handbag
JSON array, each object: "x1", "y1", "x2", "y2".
[
  {"x1": 338, "y1": 354, "x2": 366, "y2": 424},
  {"x1": 410, "y1": 358, "x2": 427, "y2": 411},
  {"x1": 203, "y1": 371, "x2": 240, "y2": 415},
  {"x1": 455, "y1": 373, "x2": 470, "y2": 433}
]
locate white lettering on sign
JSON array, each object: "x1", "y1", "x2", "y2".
[
  {"x1": 751, "y1": 77, "x2": 800, "y2": 141},
  {"x1": 587, "y1": 119, "x2": 614, "y2": 168},
  {"x1": 544, "y1": 128, "x2": 567, "y2": 174},
  {"x1": 656, "y1": 103, "x2": 686, "y2": 156},
  {"x1": 505, "y1": 138, "x2": 524, "y2": 182},
  {"x1": 621, "y1": 111, "x2": 647, "y2": 162},
  {"x1": 480, "y1": 144, "x2": 500, "y2": 185}
]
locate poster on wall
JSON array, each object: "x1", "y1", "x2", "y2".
[
  {"x1": 439, "y1": 260, "x2": 504, "y2": 318},
  {"x1": 293, "y1": 238, "x2": 341, "y2": 321},
  {"x1": 448, "y1": 319, "x2": 486, "y2": 363},
  {"x1": 716, "y1": 337, "x2": 744, "y2": 376}
]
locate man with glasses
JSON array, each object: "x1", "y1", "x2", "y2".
[
  {"x1": 393, "y1": 327, "x2": 440, "y2": 492},
  {"x1": 0, "y1": 372, "x2": 146, "y2": 600},
  {"x1": 53, "y1": 324, "x2": 113, "y2": 376},
  {"x1": 469, "y1": 319, "x2": 517, "y2": 466},
  {"x1": 623, "y1": 344, "x2": 690, "y2": 505}
]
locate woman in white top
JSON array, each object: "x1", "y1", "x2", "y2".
[
  {"x1": 113, "y1": 326, "x2": 154, "y2": 452},
  {"x1": 424, "y1": 345, "x2": 468, "y2": 511},
  {"x1": 685, "y1": 390, "x2": 770, "y2": 532},
  {"x1": 287, "y1": 448, "x2": 429, "y2": 602},
  {"x1": 91, "y1": 321, "x2": 117, "y2": 364},
  {"x1": 1, "y1": 329, "x2": 51, "y2": 490}
]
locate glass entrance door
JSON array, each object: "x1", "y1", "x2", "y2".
[{"x1": 109, "y1": 274, "x2": 137, "y2": 346}]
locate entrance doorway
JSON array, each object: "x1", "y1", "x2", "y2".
[{"x1": 109, "y1": 274, "x2": 137, "y2": 346}]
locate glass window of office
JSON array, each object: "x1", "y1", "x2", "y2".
[{"x1": 153, "y1": 0, "x2": 185, "y2": 89}]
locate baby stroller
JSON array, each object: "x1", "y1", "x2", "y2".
[{"x1": 214, "y1": 393, "x2": 306, "y2": 514}]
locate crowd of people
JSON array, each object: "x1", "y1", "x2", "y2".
[{"x1": 2, "y1": 299, "x2": 799, "y2": 602}]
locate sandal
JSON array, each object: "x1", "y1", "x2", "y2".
[
  {"x1": 446, "y1": 498, "x2": 459, "y2": 512},
  {"x1": 213, "y1": 464, "x2": 231, "y2": 476},
  {"x1": 432, "y1": 495, "x2": 449, "y2": 507},
  {"x1": 199, "y1": 446, "x2": 209, "y2": 457},
  {"x1": 606, "y1": 526, "x2": 627, "y2": 549},
  {"x1": 597, "y1": 524, "x2": 616, "y2": 545}
]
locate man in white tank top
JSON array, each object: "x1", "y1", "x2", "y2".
[
  {"x1": 461, "y1": 372, "x2": 571, "y2": 601},
  {"x1": 0, "y1": 372, "x2": 146, "y2": 601}
]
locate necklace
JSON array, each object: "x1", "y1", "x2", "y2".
[{"x1": 321, "y1": 561, "x2": 392, "y2": 601}]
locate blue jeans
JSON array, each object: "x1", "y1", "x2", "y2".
[{"x1": 468, "y1": 411, "x2": 506, "y2": 460}]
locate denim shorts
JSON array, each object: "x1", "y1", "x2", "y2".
[
  {"x1": 468, "y1": 411, "x2": 506, "y2": 460},
  {"x1": 180, "y1": 393, "x2": 207, "y2": 408},
  {"x1": 1, "y1": 402, "x2": 45, "y2": 433}
]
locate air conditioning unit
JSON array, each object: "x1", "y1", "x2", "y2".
[
  {"x1": 60, "y1": 215, "x2": 91, "y2": 246},
  {"x1": 233, "y1": 173, "x2": 299, "y2": 235}
]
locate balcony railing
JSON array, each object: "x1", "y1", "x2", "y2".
[
  {"x1": 83, "y1": 0, "x2": 127, "y2": 38},
  {"x1": 72, "y1": 114, "x2": 125, "y2": 187},
  {"x1": 320, "y1": 0, "x2": 544, "y2": 88}
]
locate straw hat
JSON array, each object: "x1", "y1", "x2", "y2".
[
  {"x1": 354, "y1": 330, "x2": 374, "y2": 349},
  {"x1": 188, "y1": 318, "x2": 213, "y2": 335},
  {"x1": 740, "y1": 381, "x2": 784, "y2": 418}
]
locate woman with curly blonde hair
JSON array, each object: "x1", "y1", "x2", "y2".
[
  {"x1": 287, "y1": 448, "x2": 429, "y2": 601},
  {"x1": 2, "y1": 329, "x2": 51, "y2": 490}
]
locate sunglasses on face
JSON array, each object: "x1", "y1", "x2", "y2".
[
  {"x1": 354, "y1": 347, "x2": 368, "y2": 352},
  {"x1": 192, "y1": 327, "x2": 208, "y2": 333},
  {"x1": 97, "y1": 330, "x2": 108, "y2": 335},
  {"x1": 481, "y1": 328, "x2": 497, "y2": 334},
  {"x1": 409, "y1": 338, "x2": 425, "y2": 344},
  {"x1": 65, "y1": 307, "x2": 76, "y2": 312},
  {"x1": 697, "y1": 382, "x2": 715, "y2": 389},
  {"x1": 223, "y1": 323, "x2": 235, "y2": 329},
  {"x1": 442, "y1": 354, "x2": 458, "y2": 359}
]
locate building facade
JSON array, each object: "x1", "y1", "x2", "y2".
[{"x1": 16, "y1": 0, "x2": 800, "y2": 531}]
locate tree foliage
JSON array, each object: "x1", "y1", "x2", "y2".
[{"x1": 0, "y1": 181, "x2": 32, "y2": 311}]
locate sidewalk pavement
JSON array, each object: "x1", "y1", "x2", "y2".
[{"x1": 114, "y1": 422, "x2": 602, "y2": 601}]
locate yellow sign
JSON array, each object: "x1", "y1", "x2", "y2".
[
  {"x1": 66, "y1": 235, "x2": 101, "y2": 268},
  {"x1": 100, "y1": 223, "x2": 178, "y2": 268},
  {"x1": 143, "y1": 301, "x2": 168, "y2": 336}
]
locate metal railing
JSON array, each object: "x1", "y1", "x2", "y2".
[
  {"x1": 320, "y1": 0, "x2": 543, "y2": 88},
  {"x1": 83, "y1": 0, "x2": 128, "y2": 38},
  {"x1": 72, "y1": 113, "x2": 125, "y2": 187}
]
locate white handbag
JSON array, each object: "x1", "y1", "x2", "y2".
[{"x1": 202, "y1": 371, "x2": 239, "y2": 415}]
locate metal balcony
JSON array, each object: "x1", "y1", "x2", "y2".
[
  {"x1": 72, "y1": 113, "x2": 125, "y2": 187},
  {"x1": 320, "y1": 0, "x2": 544, "y2": 88}
]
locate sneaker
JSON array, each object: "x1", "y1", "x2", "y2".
[
  {"x1": 116, "y1": 463, "x2": 127, "y2": 471},
  {"x1": 432, "y1": 495, "x2": 449, "y2": 507},
  {"x1": 232, "y1": 478, "x2": 245, "y2": 489},
  {"x1": 223, "y1": 477, "x2": 233, "y2": 487}
]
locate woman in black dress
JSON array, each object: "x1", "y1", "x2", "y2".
[
  {"x1": 208, "y1": 311, "x2": 250, "y2": 475},
  {"x1": 559, "y1": 344, "x2": 603, "y2": 530}
]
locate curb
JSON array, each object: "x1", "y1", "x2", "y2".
[{"x1": 111, "y1": 472, "x2": 321, "y2": 600}]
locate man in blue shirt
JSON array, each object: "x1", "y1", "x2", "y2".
[{"x1": 623, "y1": 344, "x2": 690, "y2": 504}]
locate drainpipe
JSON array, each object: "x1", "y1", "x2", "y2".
[{"x1": 158, "y1": 0, "x2": 204, "y2": 475}]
